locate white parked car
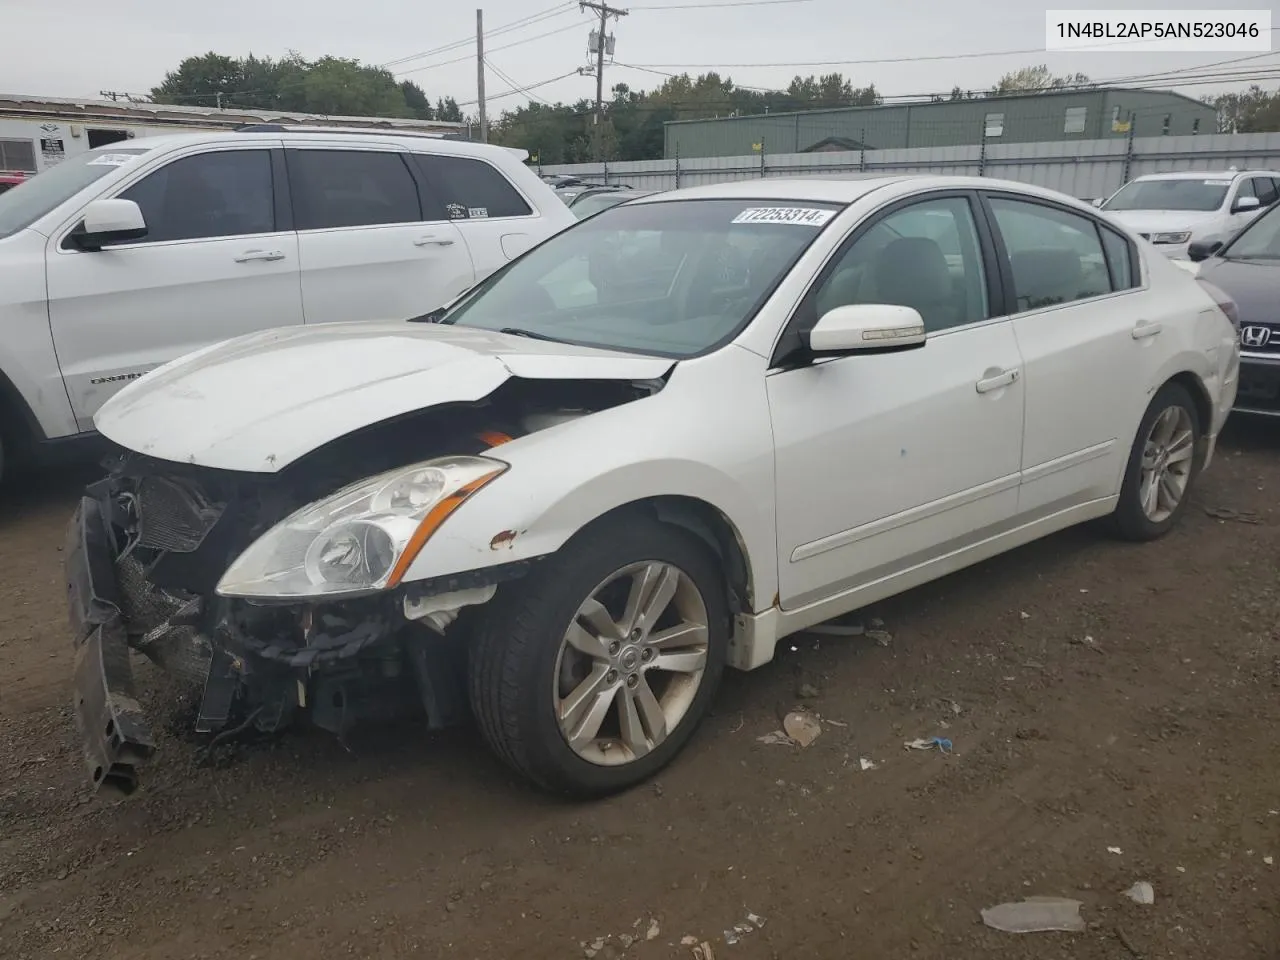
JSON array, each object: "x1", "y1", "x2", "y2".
[
  {"x1": 1099, "y1": 169, "x2": 1280, "y2": 259},
  {"x1": 67, "y1": 175, "x2": 1239, "y2": 797},
  {"x1": 0, "y1": 129, "x2": 574, "y2": 482}
]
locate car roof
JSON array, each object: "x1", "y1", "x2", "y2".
[
  {"x1": 87, "y1": 130, "x2": 529, "y2": 161},
  {"x1": 628, "y1": 175, "x2": 1100, "y2": 208},
  {"x1": 1131, "y1": 170, "x2": 1280, "y2": 182}
]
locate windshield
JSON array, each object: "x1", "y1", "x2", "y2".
[
  {"x1": 1222, "y1": 199, "x2": 1280, "y2": 259},
  {"x1": 443, "y1": 197, "x2": 841, "y2": 357},
  {"x1": 572, "y1": 191, "x2": 641, "y2": 219},
  {"x1": 1103, "y1": 177, "x2": 1230, "y2": 213},
  {"x1": 0, "y1": 147, "x2": 150, "y2": 239}
]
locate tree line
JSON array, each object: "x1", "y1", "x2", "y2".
[{"x1": 151, "y1": 54, "x2": 1280, "y2": 163}]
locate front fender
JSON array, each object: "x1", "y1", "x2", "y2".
[{"x1": 400, "y1": 348, "x2": 779, "y2": 612}]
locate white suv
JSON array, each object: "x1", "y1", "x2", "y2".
[
  {"x1": 0, "y1": 128, "x2": 574, "y2": 482},
  {"x1": 1099, "y1": 169, "x2": 1280, "y2": 259}
]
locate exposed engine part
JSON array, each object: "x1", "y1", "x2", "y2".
[{"x1": 403, "y1": 584, "x2": 498, "y2": 633}]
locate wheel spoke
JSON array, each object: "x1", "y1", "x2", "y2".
[
  {"x1": 647, "y1": 621, "x2": 708, "y2": 650},
  {"x1": 1142, "y1": 471, "x2": 1161, "y2": 517},
  {"x1": 634, "y1": 675, "x2": 668, "y2": 744},
  {"x1": 565, "y1": 620, "x2": 610, "y2": 660},
  {"x1": 1159, "y1": 470, "x2": 1182, "y2": 510},
  {"x1": 621, "y1": 562, "x2": 678, "y2": 636},
  {"x1": 618, "y1": 682, "x2": 663, "y2": 758},
  {"x1": 1166, "y1": 430, "x2": 1194, "y2": 465},
  {"x1": 578, "y1": 597, "x2": 623, "y2": 643},
  {"x1": 651, "y1": 649, "x2": 707, "y2": 674},
  {"x1": 1152, "y1": 407, "x2": 1177, "y2": 446},
  {"x1": 559, "y1": 663, "x2": 616, "y2": 746}
]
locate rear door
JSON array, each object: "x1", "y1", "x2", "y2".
[
  {"x1": 286, "y1": 146, "x2": 474, "y2": 324},
  {"x1": 980, "y1": 192, "x2": 1156, "y2": 515},
  {"x1": 409, "y1": 153, "x2": 547, "y2": 276},
  {"x1": 46, "y1": 144, "x2": 304, "y2": 429}
]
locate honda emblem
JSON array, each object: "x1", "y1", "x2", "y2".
[{"x1": 1241, "y1": 325, "x2": 1272, "y2": 348}]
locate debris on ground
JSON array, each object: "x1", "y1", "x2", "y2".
[
  {"x1": 866, "y1": 629, "x2": 893, "y2": 647},
  {"x1": 1107, "y1": 846, "x2": 1123, "y2": 855},
  {"x1": 1265, "y1": 856, "x2": 1274, "y2": 866},
  {"x1": 859, "y1": 757, "x2": 877, "y2": 771},
  {"x1": 796, "y1": 683, "x2": 820, "y2": 700},
  {"x1": 980, "y1": 897, "x2": 1086, "y2": 934},
  {"x1": 757, "y1": 731, "x2": 792, "y2": 746},
  {"x1": 723, "y1": 912, "x2": 766, "y2": 945},
  {"x1": 1204, "y1": 505, "x2": 1263, "y2": 524},
  {"x1": 782, "y1": 711, "x2": 822, "y2": 747},
  {"x1": 1020, "y1": 611, "x2": 1031, "y2": 620},
  {"x1": 1124, "y1": 881, "x2": 1154, "y2": 905},
  {"x1": 646, "y1": 919, "x2": 660, "y2": 940},
  {"x1": 680, "y1": 935, "x2": 698, "y2": 946},
  {"x1": 692, "y1": 942, "x2": 715, "y2": 960},
  {"x1": 904, "y1": 737, "x2": 952, "y2": 754}
]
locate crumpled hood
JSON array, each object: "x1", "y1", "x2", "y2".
[
  {"x1": 94, "y1": 321, "x2": 673, "y2": 473},
  {"x1": 1103, "y1": 209, "x2": 1220, "y2": 236}
]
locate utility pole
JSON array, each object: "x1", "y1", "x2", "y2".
[
  {"x1": 99, "y1": 90, "x2": 123, "y2": 102},
  {"x1": 476, "y1": 8, "x2": 488, "y2": 143},
  {"x1": 580, "y1": 0, "x2": 627, "y2": 159}
]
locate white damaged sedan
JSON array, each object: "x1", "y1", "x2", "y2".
[{"x1": 66, "y1": 175, "x2": 1239, "y2": 797}]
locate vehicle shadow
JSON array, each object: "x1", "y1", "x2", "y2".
[
  {"x1": 1219, "y1": 414, "x2": 1280, "y2": 453},
  {"x1": 0, "y1": 462, "x2": 100, "y2": 530}
]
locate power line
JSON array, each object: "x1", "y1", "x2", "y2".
[
  {"x1": 395, "y1": 19, "x2": 592, "y2": 75},
  {"x1": 486, "y1": 56, "x2": 557, "y2": 106},
  {"x1": 382, "y1": 2, "x2": 577, "y2": 68},
  {"x1": 457, "y1": 69, "x2": 582, "y2": 108},
  {"x1": 627, "y1": 0, "x2": 812, "y2": 8},
  {"x1": 628, "y1": 29, "x2": 1280, "y2": 70}
]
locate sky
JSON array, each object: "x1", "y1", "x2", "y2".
[{"x1": 0, "y1": 0, "x2": 1277, "y2": 113}]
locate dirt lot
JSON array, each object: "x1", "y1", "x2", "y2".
[{"x1": 2, "y1": 424, "x2": 1279, "y2": 960}]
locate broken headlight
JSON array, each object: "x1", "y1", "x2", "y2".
[{"x1": 216, "y1": 456, "x2": 507, "y2": 600}]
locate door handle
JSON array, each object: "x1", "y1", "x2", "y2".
[
  {"x1": 234, "y1": 249, "x2": 286, "y2": 263},
  {"x1": 414, "y1": 235, "x2": 456, "y2": 247},
  {"x1": 1132, "y1": 320, "x2": 1162, "y2": 340},
  {"x1": 975, "y1": 368, "x2": 1019, "y2": 394}
]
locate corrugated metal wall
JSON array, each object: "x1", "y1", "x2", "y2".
[
  {"x1": 538, "y1": 132, "x2": 1280, "y2": 200},
  {"x1": 660, "y1": 91, "x2": 1216, "y2": 158}
]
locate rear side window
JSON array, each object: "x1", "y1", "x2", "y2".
[
  {"x1": 288, "y1": 149, "x2": 422, "y2": 231},
  {"x1": 1099, "y1": 226, "x2": 1137, "y2": 290},
  {"x1": 988, "y1": 197, "x2": 1113, "y2": 311},
  {"x1": 411, "y1": 154, "x2": 532, "y2": 220},
  {"x1": 117, "y1": 149, "x2": 274, "y2": 243},
  {"x1": 1252, "y1": 176, "x2": 1278, "y2": 206}
]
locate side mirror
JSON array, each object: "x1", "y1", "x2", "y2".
[
  {"x1": 1187, "y1": 239, "x2": 1223, "y2": 262},
  {"x1": 806, "y1": 304, "x2": 926, "y2": 355},
  {"x1": 70, "y1": 198, "x2": 147, "y2": 250},
  {"x1": 1232, "y1": 195, "x2": 1261, "y2": 214}
]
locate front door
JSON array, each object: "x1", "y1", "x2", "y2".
[
  {"x1": 46, "y1": 145, "x2": 304, "y2": 429},
  {"x1": 981, "y1": 192, "x2": 1157, "y2": 514},
  {"x1": 285, "y1": 147, "x2": 475, "y2": 325},
  {"x1": 767, "y1": 193, "x2": 1026, "y2": 609}
]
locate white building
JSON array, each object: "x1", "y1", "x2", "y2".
[{"x1": 0, "y1": 94, "x2": 468, "y2": 177}]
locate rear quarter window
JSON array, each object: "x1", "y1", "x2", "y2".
[{"x1": 411, "y1": 154, "x2": 533, "y2": 220}]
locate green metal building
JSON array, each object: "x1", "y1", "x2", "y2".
[{"x1": 662, "y1": 88, "x2": 1218, "y2": 159}]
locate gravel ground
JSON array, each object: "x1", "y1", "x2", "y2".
[{"x1": 1, "y1": 422, "x2": 1278, "y2": 960}]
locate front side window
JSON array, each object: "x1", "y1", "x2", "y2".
[
  {"x1": 117, "y1": 149, "x2": 274, "y2": 244},
  {"x1": 989, "y1": 197, "x2": 1112, "y2": 311},
  {"x1": 1103, "y1": 177, "x2": 1230, "y2": 213},
  {"x1": 412, "y1": 154, "x2": 532, "y2": 220},
  {"x1": 811, "y1": 196, "x2": 989, "y2": 333},
  {"x1": 288, "y1": 149, "x2": 421, "y2": 231},
  {"x1": 1221, "y1": 201, "x2": 1280, "y2": 259},
  {"x1": 0, "y1": 146, "x2": 151, "y2": 239},
  {"x1": 443, "y1": 198, "x2": 839, "y2": 357}
]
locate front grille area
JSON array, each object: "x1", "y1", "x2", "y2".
[
  {"x1": 1239, "y1": 322, "x2": 1280, "y2": 356},
  {"x1": 134, "y1": 475, "x2": 224, "y2": 553}
]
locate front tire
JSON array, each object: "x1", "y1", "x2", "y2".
[
  {"x1": 468, "y1": 514, "x2": 729, "y2": 797},
  {"x1": 1110, "y1": 382, "x2": 1201, "y2": 542}
]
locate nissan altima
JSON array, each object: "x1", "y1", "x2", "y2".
[{"x1": 66, "y1": 175, "x2": 1240, "y2": 798}]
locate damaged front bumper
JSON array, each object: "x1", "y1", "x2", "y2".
[
  {"x1": 65, "y1": 494, "x2": 156, "y2": 794},
  {"x1": 64, "y1": 470, "x2": 532, "y2": 795}
]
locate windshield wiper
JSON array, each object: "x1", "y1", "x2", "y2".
[{"x1": 498, "y1": 326, "x2": 566, "y2": 343}]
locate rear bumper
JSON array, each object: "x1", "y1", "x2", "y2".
[{"x1": 65, "y1": 495, "x2": 156, "y2": 793}]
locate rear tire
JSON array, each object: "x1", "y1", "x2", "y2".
[
  {"x1": 468, "y1": 514, "x2": 729, "y2": 797},
  {"x1": 1110, "y1": 382, "x2": 1201, "y2": 542}
]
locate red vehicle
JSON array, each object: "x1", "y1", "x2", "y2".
[{"x1": 0, "y1": 172, "x2": 26, "y2": 194}]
